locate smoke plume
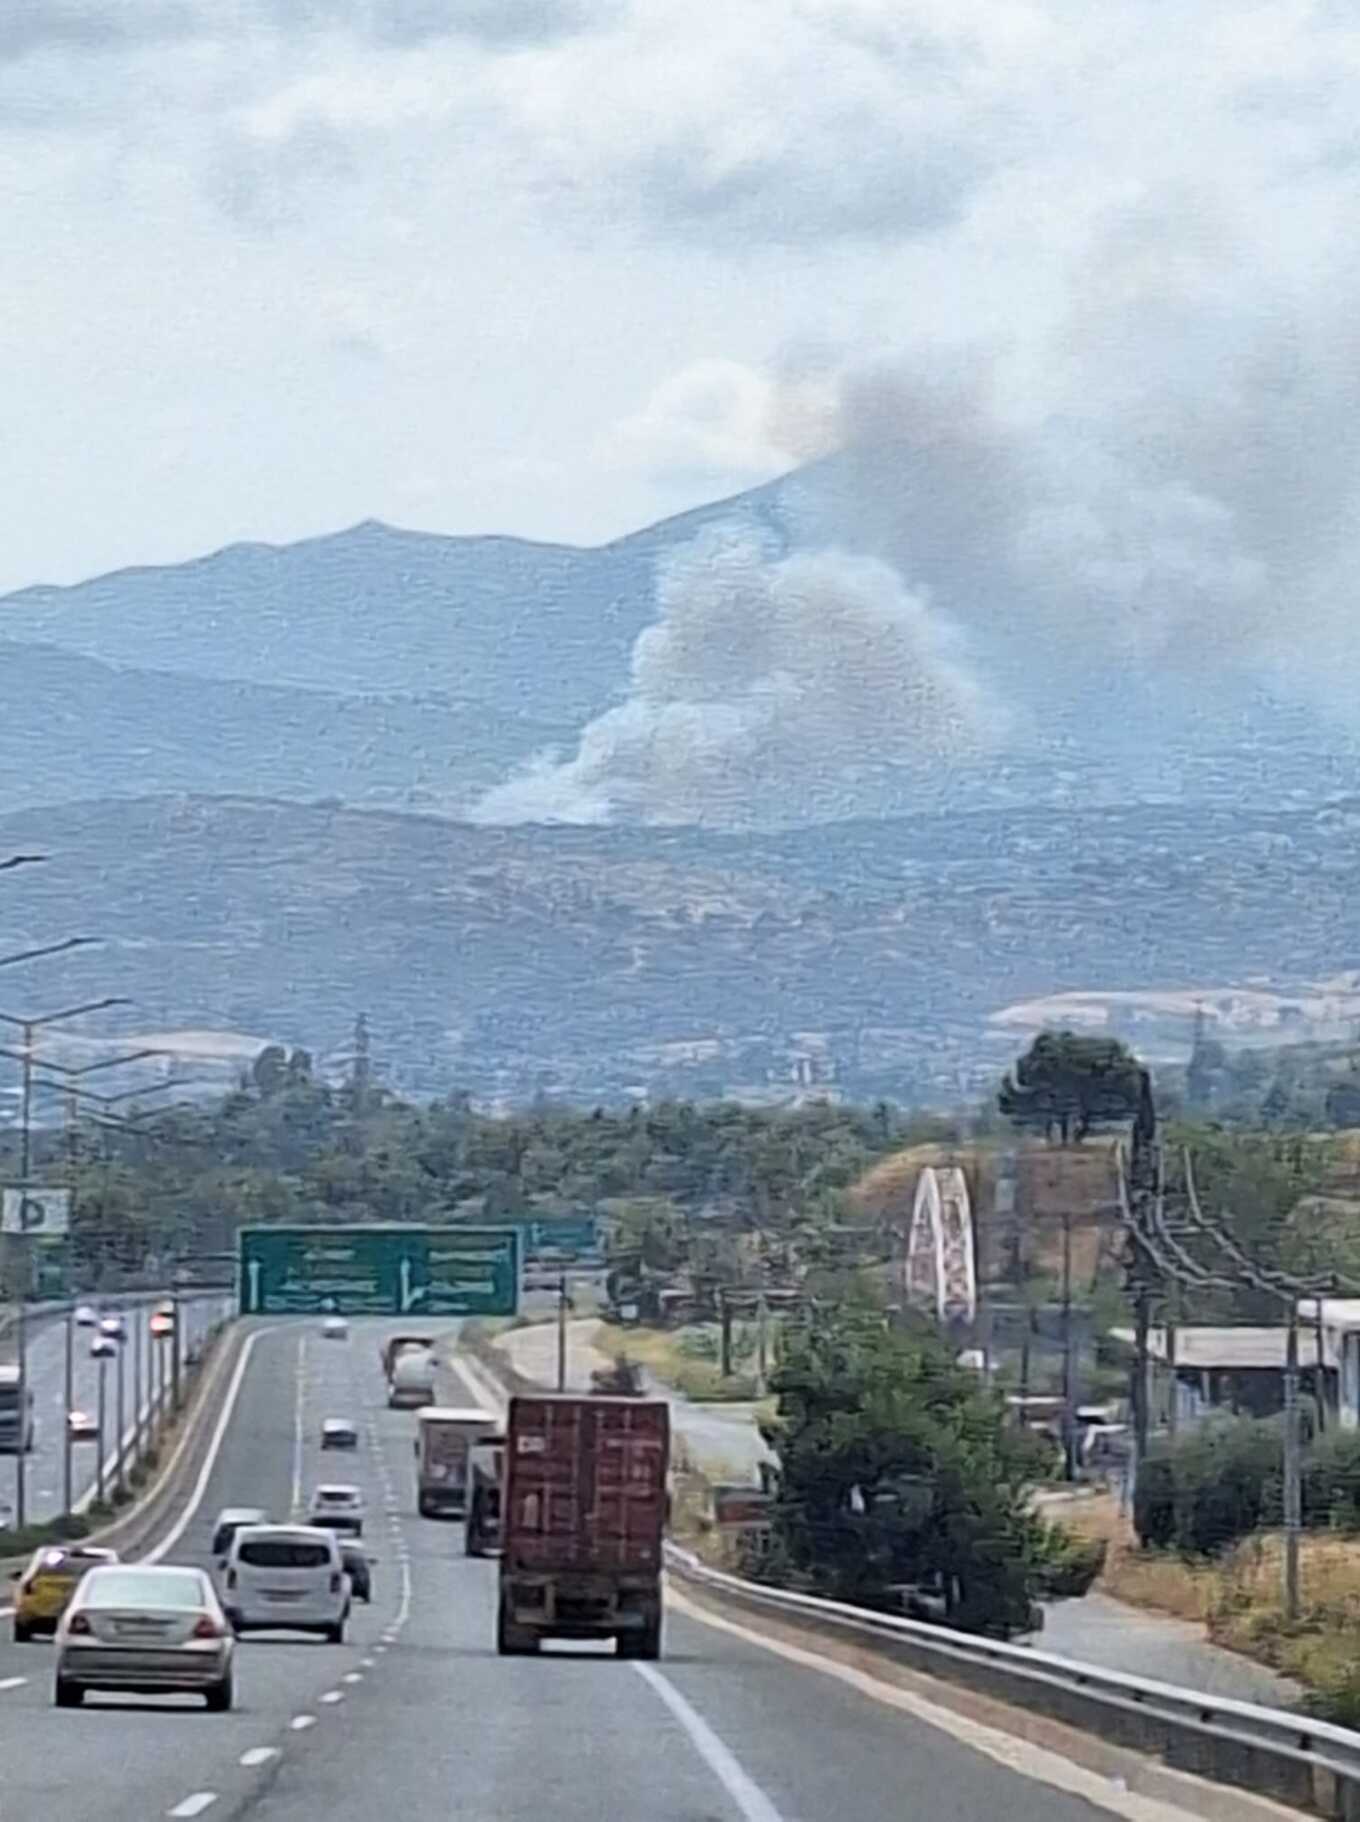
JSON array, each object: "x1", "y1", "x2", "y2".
[{"x1": 472, "y1": 523, "x2": 999, "y2": 828}]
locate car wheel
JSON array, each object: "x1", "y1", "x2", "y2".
[
  {"x1": 325, "y1": 1622, "x2": 345, "y2": 1644},
  {"x1": 13, "y1": 1617, "x2": 32, "y2": 1644},
  {"x1": 496, "y1": 1605, "x2": 539, "y2": 1656},
  {"x1": 54, "y1": 1679, "x2": 83, "y2": 1708},
  {"x1": 204, "y1": 1674, "x2": 233, "y2": 1712}
]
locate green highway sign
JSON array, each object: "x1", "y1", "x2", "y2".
[
  {"x1": 238, "y1": 1225, "x2": 521, "y2": 1318},
  {"x1": 520, "y1": 1216, "x2": 599, "y2": 1259}
]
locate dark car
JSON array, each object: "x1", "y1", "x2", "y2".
[{"x1": 341, "y1": 1541, "x2": 371, "y2": 1603}]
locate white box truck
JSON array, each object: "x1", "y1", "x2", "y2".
[{"x1": 414, "y1": 1406, "x2": 500, "y2": 1519}]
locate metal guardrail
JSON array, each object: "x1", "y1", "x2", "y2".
[{"x1": 665, "y1": 1545, "x2": 1360, "y2": 1820}]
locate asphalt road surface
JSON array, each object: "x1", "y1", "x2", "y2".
[
  {"x1": 0, "y1": 1320, "x2": 1201, "y2": 1822},
  {"x1": 1, "y1": 1295, "x2": 233, "y2": 1526}
]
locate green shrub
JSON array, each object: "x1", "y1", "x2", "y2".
[
  {"x1": 1134, "y1": 1450, "x2": 1177, "y2": 1549},
  {"x1": 1134, "y1": 1418, "x2": 1282, "y2": 1555},
  {"x1": 1302, "y1": 1429, "x2": 1360, "y2": 1530},
  {"x1": 1031, "y1": 1524, "x2": 1107, "y2": 1599}
]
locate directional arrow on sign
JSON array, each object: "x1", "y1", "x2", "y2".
[{"x1": 399, "y1": 1257, "x2": 426, "y2": 1313}]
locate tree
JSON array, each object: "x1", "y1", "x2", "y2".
[
  {"x1": 998, "y1": 1031, "x2": 1143, "y2": 1143},
  {"x1": 764, "y1": 1306, "x2": 1045, "y2": 1636},
  {"x1": 251, "y1": 1044, "x2": 289, "y2": 1099}
]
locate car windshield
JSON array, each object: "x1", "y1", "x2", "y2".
[{"x1": 81, "y1": 1570, "x2": 204, "y2": 1610}]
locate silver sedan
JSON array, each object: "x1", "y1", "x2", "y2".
[{"x1": 53, "y1": 1564, "x2": 235, "y2": 1710}]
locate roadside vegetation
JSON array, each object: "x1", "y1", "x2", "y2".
[{"x1": 758, "y1": 1300, "x2": 1101, "y2": 1636}]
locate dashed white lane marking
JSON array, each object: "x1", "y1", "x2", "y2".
[
  {"x1": 343, "y1": 1671, "x2": 363, "y2": 1684},
  {"x1": 632, "y1": 1664, "x2": 784, "y2": 1822},
  {"x1": 168, "y1": 1795, "x2": 218, "y2": 1819},
  {"x1": 240, "y1": 1748, "x2": 279, "y2": 1769},
  {"x1": 0, "y1": 1676, "x2": 27, "y2": 1691},
  {"x1": 373, "y1": 1645, "x2": 387, "y2": 1655},
  {"x1": 360, "y1": 1656, "x2": 376, "y2": 1668},
  {"x1": 321, "y1": 1690, "x2": 345, "y2": 1705},
  {"x1": 290, "y1": 1714, "x2": 317, "y2": 1731}
]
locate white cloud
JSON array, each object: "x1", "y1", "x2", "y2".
[{"x1": 5, "y1": 0, "x2": 1360, "y2": 719}]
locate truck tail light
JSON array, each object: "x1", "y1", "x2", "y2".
[{"x1": 330, "y1": 1572, "x2": 342, "y2": 1594}]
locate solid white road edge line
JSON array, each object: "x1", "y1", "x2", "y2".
[
  {"x1": 447, "y1": 1348, "x2": 506, "y2": 1415},
  {"x1": 665, "y1": 1585, "x2": 1241, "y2": 1822},
  {"x1": 144, "y1": 1325, "x2": 281, "y2": 1565},
  {"x1": 632, "y1": 1662, "x2": 785, "y2": 1822}
]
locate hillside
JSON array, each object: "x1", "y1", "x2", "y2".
[
  {"x1": 3, "y1": 466, "x2": 1356, "y2": 828},
  {"x1": 0, "y1": 642, "x2": 571, "y2": 816},
  {"x1": 2, "y1": 792, "x2": 1359, "y2": 1104}
]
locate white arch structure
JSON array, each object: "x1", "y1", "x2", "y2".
[{"x1": 904, "y1": 1164, "x2": 978, "y2": 1326}]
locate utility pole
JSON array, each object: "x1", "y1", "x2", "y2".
[
  {"x1": 1283, "y1": 1306, "x2": 1302, "y2": 1622},
  {"x1": 1061, "y1": 1204, "x2": 1076, "y2": 1481},
  {"x1": 556, "y1": 1272, "x2": 568, "y2": 1392}
]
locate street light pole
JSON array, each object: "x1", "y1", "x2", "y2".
[
  {"x1": 95, "y1": 1355, "x2": 107, "y2": 1505},
  {"x1": 0, "y1": 997, "x2": 133, "y2": 1526},
  {"x1": 14, "y1": 1021, "x2": 32, "y2": 1527},
  {"x1": 62, "y1": 1304, "x2": 74, "y2": 1517},
  {"x1": 114, "y1": 1332, "x2": 127, "y2": 1499},
  {"x1": 132, "y1": 1308, "x2": 143, "y2": 1480}
]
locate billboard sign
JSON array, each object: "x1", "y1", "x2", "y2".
[{"x1": 239, "y1": 1225, "x2": 521, "y2": 1318}]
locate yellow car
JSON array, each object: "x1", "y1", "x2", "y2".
[{"x1": 11, "y1": 1546, "x2": 119, "y2": 1641}]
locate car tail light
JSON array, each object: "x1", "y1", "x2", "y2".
[
  {"x1": 67, "y1": 1613, "x2": 91, "y2": 1635},
  {"x1": 192, "y1": 1614, "x2": 224, "y2": 1639}
]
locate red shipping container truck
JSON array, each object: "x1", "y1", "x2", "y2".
[{"x1": 498, "y1": 1393, "x2": 669, "y2": 1659}]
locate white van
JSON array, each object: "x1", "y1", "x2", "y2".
[{"x1": 222, "y1": 1525, "x2": 349, "y2": 1642}]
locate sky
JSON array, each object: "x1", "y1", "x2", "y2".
[{"x1": 4, "y1": 0, "x2": 1360, "y2": 602}]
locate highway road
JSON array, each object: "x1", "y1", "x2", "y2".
[
  {"x1": 0, "y1": 1295, "x2": 234, "y2": 1525},
  {"x1": 0, "y1": 1321, "x2": 1203, "y2": 1822}
]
